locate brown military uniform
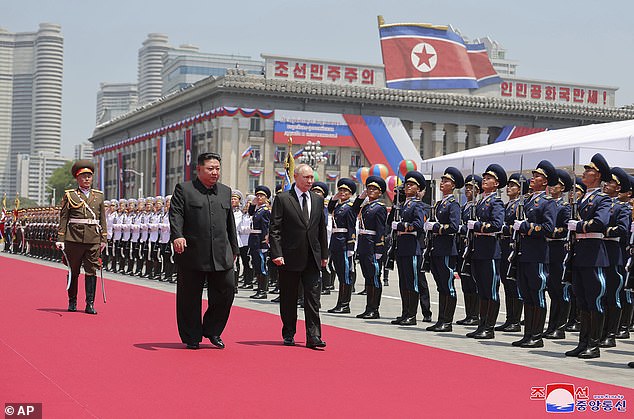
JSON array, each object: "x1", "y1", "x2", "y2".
[{"x1": 57, "y1": 159, "x2": 107, "y2": 314}]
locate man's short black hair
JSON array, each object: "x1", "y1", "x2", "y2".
[{"x1": 197, "y1": 152, "x2": 222, "y2": 165}]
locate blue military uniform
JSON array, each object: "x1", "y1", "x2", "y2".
[
  {"x1": 392, "y1": 171, "x2": 427, "y2": 325},
  {"x1": 543, "y1": 169, "x2": 572, "y2": 340},
  {"x1": 327, "y1": 178, "x2": 361, "y2": 314},
  {"x1": 599, "y1": 167, "x2": 631, "y2": 347},
  {"x1": 467, "y1": 164, "x2": 505, "y2": 339},
  {"x1": 497, "y1": 173, "x2": 528, "y2": 333},
  {"x1": 425, "y1": 167, "x2": 463, "y2": 332},
  {"x1": 512, "y1": 160, "x2": 557, "y2": 348},
  {"x1": 355, "y1": 176, "x2": 387, "y2": 319},
  {"x1": 616, "y1": 174, "x2": 634, "y2": 339},
  {"x1": 566, "y1": 153, "x2": 612, "y2": 359},
  {"x1": 456, "y1": 174, "x2": 482, "y2": 326},
  {"x1": 249, "y1": 186, "x2": 271, "y2": 299}
]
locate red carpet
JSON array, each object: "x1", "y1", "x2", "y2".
[{"x1": 1, "y1": 255, "x2": 632, "y2": 418}]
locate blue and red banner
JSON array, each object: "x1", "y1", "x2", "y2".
[
  {"x1": 274, "y1": 110, "x2": 422, "y2": 176},
  {"x1": 117, "y1": 152, "x2": 124, "y2": 199},
  {"x1": 183, "y1": 129, "x2": 192, "y2": 182},
  {"x1": 156, "y1": 136, "x2": 167, "y2": 196},
  {"x1": 98, "y1": 157, "x2": 105, "y2": 192},
  {"x1": 379, "y1": 22, "x2": 500, "y2": 90},
  {"x1": 495, "y1": 126, "x2": 548, "y2": 142}
]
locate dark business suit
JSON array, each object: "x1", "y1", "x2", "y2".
[
  {"x1": 269, "y1": 186, "x2": 329, "y2": 342},
  {"x1": 169, "y1": 178, "x2": 239, "y2": 346}
]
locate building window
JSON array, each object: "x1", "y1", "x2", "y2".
[
  {"x1": 248, "y1": 175, "x2": 259, "y2": 193},
  {"x1": 250, "y1": 118, "x2": 262, "y2": 135},
  {"x1": 274, "y1": 146, "x2": 287, "y2": 164},
  {"x1": 350, "y1": 151, "x2": 361, "y2": 168},
  {"x1": 249, "y1": 145, "x2": 261, "y2": 163},
  {"x1": 326, "y1": 149, "x2": 337, "y2": 166},
  {"x1": 326, "y1": 180, "x2": 337, "y2": 196}
]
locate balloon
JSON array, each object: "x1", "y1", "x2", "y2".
[
  {"x1": 398, "y1": 160, "x2": 417, "y2": 179},
  {"x1": 313, "y1": 170, "x2": 319, "y2": 182},
  {"x1": 369, "y1": 163, "x2": 389, "y2": 179},
  {"x1": 386, "y1": 175, "x2": 401, "y2": 201},
  {"x1": 355, "y1": 167, "x2": 370, "y2": 184}
]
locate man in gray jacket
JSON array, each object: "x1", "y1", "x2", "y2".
[{"x1": 170, "y1": 152, "x2": 239, "y2": 350}]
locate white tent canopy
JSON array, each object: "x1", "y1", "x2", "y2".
[{"x1": 419, "y1": 119, "x2": 634, "y2": 177}]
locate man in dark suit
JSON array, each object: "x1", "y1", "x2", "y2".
[
  {"x1": 170, "y1": 152, "x2": 239, "y2": 350},
  {"x1": 269, "y1": 163, "x2": 329, "y2": 349}
]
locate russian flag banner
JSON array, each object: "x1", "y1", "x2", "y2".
[
  {"x1": 494, "y1": 126, "x2": 548, "y2": 142},
  {"x1": 379, "y1": 22, "x2": 500, "y2": 90},
  {"x1": 156, "y1": 136, "x2": 167, "y2": 196}
]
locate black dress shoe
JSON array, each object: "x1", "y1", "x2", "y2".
[
  {"x1": 283, "y1": 337, "x2": 295, "y2": 346},
  {"x1": 399, "y1": 316, "x2": 417, "y2": 326},
  {"x1": 209, "y1": 336, "x2": 225, "y2": 349},
  {"x1": 456, "y1": 317, "x2": 479, "y2": 326},
  {"x1": 271, "y1": 296, "x2": 281, "y2": 303},
  {"x1": 321, "y1": 289, "x2": 331, "y2": 295},
  {"x1": 186, "y1": 343, "x2": 199, "y2": 350},
  {"x1": 328, "y1": 305, "x2": 350, "y2": 314},
  {"x1": 306, "y1": 338, "x2": 327, "y2": 349},
  {"x1": 422, "y1": 315, "x2": 433, "y2": 323},
  {"x1": 628, "y1": 361, "x2": 634, "y2": 368},
  {"x1": 358, "y1": 310, "x2": 380, "y2": 319}
]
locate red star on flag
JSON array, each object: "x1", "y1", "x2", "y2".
[{"x1": 415, "y1": 45, "x2": 435, "y2": 68}]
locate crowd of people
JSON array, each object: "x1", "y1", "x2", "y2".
[{"x1": 2, "y1": 153, "x2": 634, "y2": 365}]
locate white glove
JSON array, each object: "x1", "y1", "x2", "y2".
[
  {"x1": 467, "y1": 220, "x2": 476, "y2": 230},
  {"x1": 347, "y1": 250, "x2": 354, "y2": 257},
  {"x1": 630, "y1": 223, "x2": 634, "y2": 233},
  {"x1": 391, "y1": 221, "x2": 399, "y2": 230},
  {"x1": 424, "y1": 221, "x2": 436, "y2": 232},
  {"x1": 567, "y1": 220, "x2": 579, "y2": 231},
  {"x1": 513, "y1": 220, "x2": 523, "y2": 231},
  {"x1": 375, "y1": 253, "x2": 382, "y2": 260},
  {"x1": 261, "y1": 249, "x2": 268, "y2": 253},
  {"x1": 55, "y1": 241, "x2": 64, "y2": 251}
]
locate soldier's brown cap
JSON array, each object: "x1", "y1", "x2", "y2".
[{"x1": 71, "y1": 160, "x2": 95, "y2": 177}]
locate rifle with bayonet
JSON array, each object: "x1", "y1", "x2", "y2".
[
  {"x1": 385, "y1": 184, "x2": 402, "y2": 271},
  {"x1": 422, "y1": 167, "x2": 435, "y2": 273},
  {"x1": 506, "y1": 156, "x2": 525, "y2": 280},
  {"x1": 460, "y1": 161, "x2": 477, "y2": 275},
  {"x1": 562, "y1": 152, "x2": 577, "y2": 284}
]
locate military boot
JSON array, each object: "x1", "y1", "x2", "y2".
[{"x1": 84, "y1": 275, "x2": 98, "y2": 315}]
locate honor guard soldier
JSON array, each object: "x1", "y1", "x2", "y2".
[
  {"x1": 327, "y1": 178, "x2": 361, "y2": 314},
  {"x1": 138, "y1": 198, "x2": 152, "y2": 276},
  {"x1": 114, "y1": 199, "x2": 128, "y2": 272},
  {"x1": 466, "y1": 164, "x2": 506, "y2": 339},
  {"x1": 132, "y1": 198, "x2": 146, "y2": 276},
  {"x1": 249, "y1": 186, "x2": 271, "y2": 299},
  {"x1": 565, "y1": 153, "x2": 612, "y2": 359},
  {"x1": 110, "y1": 200, "x2": 122, "y2": 271},
  {"x1": 616, "y1": 175, "x2": 634, "y2": 339},
  {"x1": 457, "y1": 174, "x2": 482, "y2": 326},
  {"x1": 598, "y1": 167, "x2": 631, "y2": 348},
  {"x1": 55, "y1": 160, "x2": 107, "y2": 314},
  {"x1": 424, "y1": 167, "x2": 464, "y2": 332},
  {"x1": 391, "y1": 171, "x2": 427, "y2": 326},
  {"x1": 564, "y1": 178, "x2": 587, "y2": 332},
  {"x1": 104, "y1": 200, "x2": 114, "y2": 270},
  {"x1": 510, "y1": 160, "x2": 557, "y2": 348},
  {"x1": 543, "y1": 169, "x2": 573, "y2": 340},
  {"x1": 147, "y1": 197, "x2": 163, "y2": 280},
  {"x1": 126, "y1": 199, "x2": 140, "y2": 275},
  {"x1": 497, "y1": 173, "x2": 528, "y2": 332},
  {"x1": 310, "y1": 182, "x2": 334, "y2": 295},
  {"x1": 120, "y1": 199, "x2": 133, "y2": 273},
  {"x1": 236, "y1": 192, "x2": 255, "y2": 290},
  {"x1": 158, "y1": 196, "x2": 172, "y2": 281},
  {"x1": 355, "y1": 176, "x2": 387, "y2": 319},
  {"x1": 161, "y1": 195, "x2": 176, "y2": 282}
]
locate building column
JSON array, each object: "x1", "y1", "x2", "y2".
[
  {"x1": 431, "y1": 124, "x2": 445, "y2": 157},
  {"x1": 454, "y1": 124, "x2": 467, "y2": 152},
  {"x1": 476, "y1": 126, "x2": 489, "y2": 147},
  {"x1": 409, "y1": 124, "x2": 422, "y2": 156}
]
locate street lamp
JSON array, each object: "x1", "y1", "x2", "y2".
[
  {"x1": 124, "y1": 169, "x2": 144, "y2": 199},
  {"x1": 45, "y1": 185, "x2": 55, "y2": 206},
  {"x1": 298, "y1": 140, "x2": 327, "y2": 168}
]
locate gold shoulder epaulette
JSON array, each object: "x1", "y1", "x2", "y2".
[{"x1": 91, "y1": 189, "x2": 103, "y2": 194}]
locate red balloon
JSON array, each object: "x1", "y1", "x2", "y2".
[
  {"x1": 386, "y1": 175, "x2": 400, "y2": 200},
  {"x1": 369, "y1": 163, "x2": 389, "y2": 179},
  {"x1": 398, "y1": 160, "x2": 417, "y2": 179}
]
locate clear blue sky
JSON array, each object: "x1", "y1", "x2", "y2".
[{"x1": 4, "y1": 0, "x2": 633, "y2": 156}]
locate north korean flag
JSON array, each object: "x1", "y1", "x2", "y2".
[
  {"x1": 467, "y1": 43, "x2": 502, "y2": 87},
  {"x1": 379, "y1": 24, "x2": 498, "y2": 90}
]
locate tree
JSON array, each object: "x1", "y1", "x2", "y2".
[{"x1": 48, "y1": 161, "x2": 75, "y2": 206}]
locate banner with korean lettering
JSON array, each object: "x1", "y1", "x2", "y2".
[
  {"x1": 183, "y1": 129, "x2": 192, "y2": 181},
  {"x1": 379, "y1": 22, "x2": 500, "y2": 90},
  {"x1": 117, "y1": 152, "x2": 124, "y2": 199},
  {"x1": 156, "y1": 136, "x2": 167, "y2": 196}
]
